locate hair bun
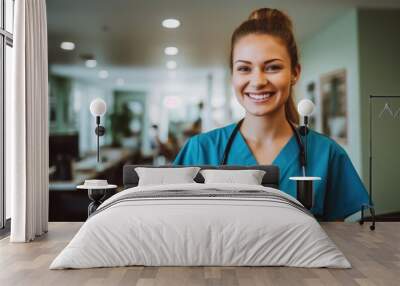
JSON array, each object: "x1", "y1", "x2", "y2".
[{"x1": 248, "y1": 8, "x2": 293, "y2": 29}]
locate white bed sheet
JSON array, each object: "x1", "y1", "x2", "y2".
[{"x1": 50, "y1": 183, "x2": 351, "y2": 269}]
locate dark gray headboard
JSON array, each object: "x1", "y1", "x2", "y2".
[{"x1": 123, "y1": 165, "x2": 280, "y2": 189}]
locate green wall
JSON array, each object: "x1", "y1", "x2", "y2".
[{"x1": 358, "y1": 9, "x2": 400, "y2": 214}]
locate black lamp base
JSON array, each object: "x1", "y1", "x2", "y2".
[
  {"x1": 296, "y1": 180, "x2": 314, "y2": 210},
  {"x1": 87, "y1": 188, "x2": 116, "y2": 216}
]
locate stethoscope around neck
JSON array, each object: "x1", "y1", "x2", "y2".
[{"x1": 220, "y1": 118, "x2": 307, "y2": 176}]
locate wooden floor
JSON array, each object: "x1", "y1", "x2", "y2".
[{"x1": 0, "y1": 222, "x2": 399, "y2": 286}]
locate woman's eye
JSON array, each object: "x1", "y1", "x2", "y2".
[
  {"x1": 265, "y1": 65, "x2": 282, "y2": 72},
  {"x1": 237, "y1": 66, "x2": 251, "y2": 72}
]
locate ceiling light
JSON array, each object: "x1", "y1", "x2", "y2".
[
  {"x1": 98, "y1": 70, "x2": 109, "y2": 79},
  {"x1": 162, "y1": 18, "x2": 180, "y2": 29},
  {"x1": 85, "y1": 59, "x2": 97, "y2": 68},
  {"x1": 164, "y1": 46, "x2": 179, "y2": 56},
  {"x1": 166, "y1": 60, "x2": 177, "y2": 70},
  {"x1": 60, "y1": 41, "x2": 75, "y2": 51},
  {"x1": 116, "y1": 78, "x2": 125, "y2": 86}
]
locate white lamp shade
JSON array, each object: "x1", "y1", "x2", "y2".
[
  {"x1": 90, "y1": 98, "x2": 107, "y2": 117},
  {"x1": 297, "y1": 99, "x2": 315, "y2": 116}
]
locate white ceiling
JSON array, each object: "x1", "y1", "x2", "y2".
[{"x1": 47, "y1": 0, "x2": 400, "y2": 79}]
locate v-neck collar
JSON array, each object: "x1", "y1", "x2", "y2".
[{"x1": 236, "y1": 130, "x2": 298, "y2": 166}]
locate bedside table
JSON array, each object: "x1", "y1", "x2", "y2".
[{"x1": 77, "y1": 184, "x2": 117, "y2": 216}]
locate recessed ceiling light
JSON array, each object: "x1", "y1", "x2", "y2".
[
  {"x1": 116, "y1": 78, "x2": 125, "y2": 86},
  {"x1": 60, "y1": 41, "x2": 75, "y2": 51},
  {"x1": 164, "y1": 46, "x2": 179, "y2": 56},
  {"x1": 98, "y1": 70, "x2": 109, "y2": 79},
  {"x1": 162, "y1": 18, "x2": 180, "y2": 29},
  {"x1": 85, "y1": 59, "x2": 97, "y2": 68},
  {"x1": 166, "y1": 60, "x2": 177, "y2": 70}
]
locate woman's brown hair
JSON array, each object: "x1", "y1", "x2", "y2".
[{"x1": 230, "y1": 8, "x2": 300, "y2": 124}]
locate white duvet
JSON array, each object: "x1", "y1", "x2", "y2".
[{"x1": 50, "y1": 183, "x2": 351, "y2": 269}]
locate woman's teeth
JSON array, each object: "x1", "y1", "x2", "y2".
[{"x1": 246, "y1": 93, "x2": 275, "y2": 101}]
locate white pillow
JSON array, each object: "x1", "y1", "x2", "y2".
[
  {"x1": 200, "y1": 169, "x2": 266, "y2": 185},
  {"x1": 135, "y1": 167, "x2": 201, "y2": 186}
]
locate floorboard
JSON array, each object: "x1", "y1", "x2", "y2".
[{"x1": 0, "y1": 222, "x2": 399, "y2": 286}]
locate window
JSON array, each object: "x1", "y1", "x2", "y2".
[{"x1": 1, "y1": 0, "x2": 14, "y2": 230}]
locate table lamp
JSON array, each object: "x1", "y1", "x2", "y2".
[
  {"x1": 298, "y1": 98, "x2": 314, "y2": 176},
  {"x1": 290, "y1": 99, "x2": 321, "y2": 210},
  {"x1": 90, "y1": 98, "x2": 107, "y2": 162}
]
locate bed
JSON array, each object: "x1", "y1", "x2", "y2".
[{"x1": 50, "y1": 165, "x2": 350, "y2": 269}]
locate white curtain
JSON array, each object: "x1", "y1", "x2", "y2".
[{"x1": 7, "y1": 0, "x2": 49, "y2": 242}]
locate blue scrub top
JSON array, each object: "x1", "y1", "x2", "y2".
[{"x1": 173, "y1": 123, "x2": 369, "y2": 220}]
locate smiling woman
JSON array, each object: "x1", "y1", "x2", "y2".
[
  {"x1": 174, "y1": 7, "x2": 369, "y2": 221},
  {"x1": 229, "y1": 9, "x2": 300, "y2": 166},
  {"x1": 232, "y1": 34, "x2": 298, "y2": 119},
  {"x1": 230, "y1": 8, "x2": 300, "y2": 127}
]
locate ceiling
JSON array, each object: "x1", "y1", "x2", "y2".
[{"x1": 47, "y1": 0, "x2": 400, "y2": 80}]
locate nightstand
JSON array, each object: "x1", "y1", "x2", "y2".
[{"x1": 77, "y1": 184, "x2": 117, "y2": 216}]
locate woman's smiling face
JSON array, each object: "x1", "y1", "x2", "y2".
[{"x1": 232, "y1": 34, "x2": 300, "y2": 117}]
